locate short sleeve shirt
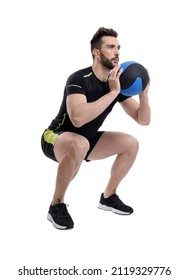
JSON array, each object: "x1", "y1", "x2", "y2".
[{"x1": 48, "y1": 66, "x2": 130, "y2": 141}]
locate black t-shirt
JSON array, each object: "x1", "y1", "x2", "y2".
[{"x1": 48, "y1": 66, "x2": 130, "y2": 141}]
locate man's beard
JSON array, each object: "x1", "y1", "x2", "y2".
[{"x1": 100, "y1": 53, "x2": 118, "y2": 70}]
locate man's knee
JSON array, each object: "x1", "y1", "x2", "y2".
[
  {"x1": 54, "y1": 133, "x2": 90, "y2": 163},
  {"x1": 126, "y1": 134, "x2": 139, "y2": 154},
  {"x1": 68, "y1": 137, "x2": 90, "y2": 159}
]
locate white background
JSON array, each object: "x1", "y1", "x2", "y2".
[{"x1": 1, "y1": 0, "x2": 187, "y2": 279}]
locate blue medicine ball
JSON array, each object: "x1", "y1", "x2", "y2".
[{"x1": 120, "y1": 61, "x2": 149, "y2": 96}]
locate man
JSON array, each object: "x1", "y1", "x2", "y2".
[{"x1": 41, "y1": 27, "x2": 151, "y2": 230}]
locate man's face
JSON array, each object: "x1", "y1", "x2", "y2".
[{"x1": 99, "y1": 36, "x2": 120, "y2": 70}]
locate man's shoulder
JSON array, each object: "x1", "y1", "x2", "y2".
[{"x1": 70, "y1": 66, "x2": 93, "y2": 78}]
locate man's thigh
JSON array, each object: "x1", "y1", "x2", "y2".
[{"x1": 87, "y1": 131, "x2": 137, "y2": 160}]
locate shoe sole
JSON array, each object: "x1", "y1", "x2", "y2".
[
  {"x1": 98, "y1": 203, "x2": 133, "y2": 215},
  {"x1": 47, "y1": 213, "x2": 73, "y2": 230}
]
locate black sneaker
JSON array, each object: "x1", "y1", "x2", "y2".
[
  {"x1": 98, "y1": 193, "x2": 133, "y2": 215},
  {"x1": 47, "y1": 203, "x2": 74, "y2": 229}
]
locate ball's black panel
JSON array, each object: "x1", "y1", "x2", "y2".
[{"x1": 120, "y1": 63, "x2": 149, "y2": 90}]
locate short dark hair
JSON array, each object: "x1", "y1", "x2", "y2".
[{"x1": 90, "y1": 27, "x2": 118, "y2": 52}]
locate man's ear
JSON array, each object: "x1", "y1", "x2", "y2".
[{"x1": 92, "y1": 48, "x2": 100, "y2": 58}]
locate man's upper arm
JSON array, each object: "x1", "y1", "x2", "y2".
[
  {"x1": 66, "y1": 71, "x2": 87, "y2": 117},
  {"x1": 67, "y1": 93, "x2": 87, "y2": 119}
]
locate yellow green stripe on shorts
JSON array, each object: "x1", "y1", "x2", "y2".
[{"x1": 44, "y1": 129, "x2": 58, "y2": 145}]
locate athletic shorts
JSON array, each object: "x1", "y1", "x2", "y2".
[{"x1": 41, "y1": 129, "x2": 105, "y2": 162}]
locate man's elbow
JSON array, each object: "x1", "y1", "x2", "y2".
[
  {"x1": 70, "y1": 115, "x2": 85, "y2": 128},
  {"x1": 71, "y1": 118, "x2": 83, "y2": 128},
  {"x1": 138, "y1": 119, "x2": 151, "y2": 126}
]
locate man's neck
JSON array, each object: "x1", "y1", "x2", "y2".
[{"x1": 92, "y1": 63, "x2": 110, "y2": 82}]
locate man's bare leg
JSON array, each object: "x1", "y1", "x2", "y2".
[
  {"x1": 88, "y1": 131, "x2": 139, "y2": 196},
  {"x1": 52, "y1": 132, "x2": 90, "y2": 205}
]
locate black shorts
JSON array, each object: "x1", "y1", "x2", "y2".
[{"x1": 41, "y1": 130, "x2": 105, "y2": 162}]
